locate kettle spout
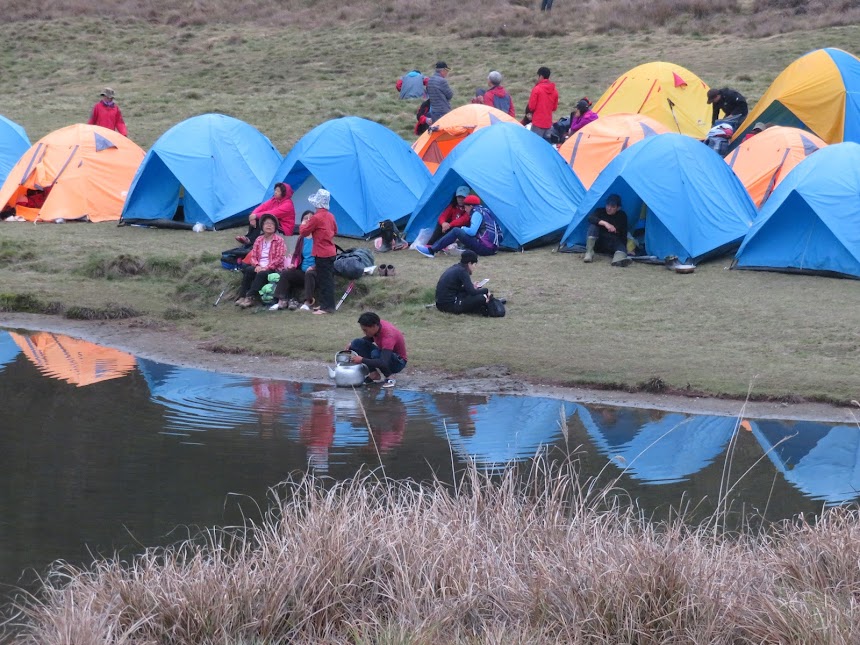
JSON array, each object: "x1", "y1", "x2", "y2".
[{"x1": 327, "y1": 367, "x2": 336, "y2": 379}]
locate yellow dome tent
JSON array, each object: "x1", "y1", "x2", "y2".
[
  {"x1": 593, "y1": 62, "x2": 711, "y2": 139},
  {"x1": 0, "y1": 124, "x2": 144, "y2": 223}
]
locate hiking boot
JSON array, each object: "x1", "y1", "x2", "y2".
[
  {"x1": 238, "y1": 297, "x2": 254, "y2": 308},
  {"x1": 611, "y1": 251, "x2": 631, "y2": 267},
  {"x1": 583, "y1": 237, "x2": 597, "y2": 263},
  {"x1": 378, "y1": 265, "x2": 388, "y2": 277},
  {"x1": 288, "y1": 299, "x2": 300, "y2": 311},
  {"x1": 385, "y1": 264, "x2": 396, "y2": 277}
]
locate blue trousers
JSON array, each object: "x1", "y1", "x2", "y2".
[
  {"x1": 349, "y1": 338, "x2": 407, "y2": 377},
  {"x1": 429, "y1": 228, "x2": 495, "y2": 256}
]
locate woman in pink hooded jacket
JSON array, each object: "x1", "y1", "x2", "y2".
[
  {"x1": 253, "y1": 182, "x2": 296, "y2": 235},
  {"x1": 568, "y1": 98, "x2": 598, "y2": 137}
]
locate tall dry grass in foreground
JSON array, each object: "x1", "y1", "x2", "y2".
[{"x1": 8, "y1": 462, "x2": 860, "y2": 644}]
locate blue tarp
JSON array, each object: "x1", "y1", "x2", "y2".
[
  {"x1": 578, "y1": 407, "x2": 738, "y2": 485},
  {"x1": 121, "y1": 114, "x2": 282, "y2": 230},
  {"x1": 267, "y1": 117, "x2": 430, "y2": 238},
  {"x1": 560, "y1": 133, "x2": 757, "y2": 263},
  {"x1": 750, "y1": 420, "x2": 860, "y2": 504},
  {"x1": 735, "y1": 142, "x2": 860, "y2": 279},
  {"x1": 405, "y1": 123, "x2": 585, "y2": 249},
  {"x1": 0, "y1": 115, "x2": 30, "y2": 187},
  {"x1": 0, "y1": 332, "x2": 21, "y2": 374}
]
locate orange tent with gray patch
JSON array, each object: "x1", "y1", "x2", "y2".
[
  {"x1": 0, "y1": 123, "x2": 143, "y2": 223},
  {"x1": 593, "y1": 61, "x2": 711, "y2": 139},
  {"x1": 724, "y1": 126, "x2": 826, "y2": 207},
  {"x1": 412, "y1": 104, "x2": 521, "y2": 173},
  {"x1": 558, "y1": 113, "x2": 670, "y2": 188}
]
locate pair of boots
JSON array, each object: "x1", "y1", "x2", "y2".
[{"x1": 583, "y1": 237, "x2": 630, "y2": 267}]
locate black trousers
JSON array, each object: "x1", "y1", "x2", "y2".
[
  {"x1": 239, "y1": 265, "x2": 273, "y2": 298},
  {"x1": 436, "y1": 293, "x2": 488, "y2": 316},
  {"x1": 274, "y1": 268, "x2": 317, "y2": 303},
  {"x1": 314, "y1": 256, "x2": 336, "y2": 311},
  {"x1": 587, "y1": 223, "x2": 627, "y2": 255}
]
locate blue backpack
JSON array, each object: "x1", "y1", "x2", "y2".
[{"x1": 492, "y1": 93, "x2": 512, "y2": 115}]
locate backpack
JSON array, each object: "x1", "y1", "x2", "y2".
[
  {"x1": 258, "y1": 273, "x2": 280, "y2": 304},
  {"x1": 334, "y1": 247, "x2": 375, "y2": 279},
  {"x1": 485, "y1": 295, "x2": 506, "y2": 318},
  {"x1": 492, "y1": 92, "x2": 512, "y2": 115},
  {"x1": 475, "y1": 206, "x2": 503, "y2": 249}
]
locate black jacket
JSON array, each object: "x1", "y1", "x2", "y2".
[
  {"x1": 435, "y1": 263, "x2": 487, "y2": 307},
  {"x1": 711, "y1": 88, "x2": 748, "y2": 125},
  {"x1": 588, "y1": 207, "x2": 628, "y2": 243}
]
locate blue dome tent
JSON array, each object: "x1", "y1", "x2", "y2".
[
  {"x1": 120, "y1": 114, "x2": 282, "y2": 230},
  {"x1": 267, "y1": 117, "x2": 430, "y2": 238},
  {"x1": 0, "y1": 331, "x2": 21, "y2": 374},
  {"x1": 560, "y1": 133, "x2": 756, "y2": 264},
  {"x1": 0, "y1": 115, "x2": 30, "y2": 187},
  {"x1": 577, "y1": 408, "x2": 737, "y2": 485},
  {"x1": 405, "y1": 123, "x2": 586, "y2": 249},
  {"x1": 734, "y1": 142, "x2": 860, "y2": 279}
]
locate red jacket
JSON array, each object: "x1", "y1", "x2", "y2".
[
  {"x1": 88, "y1": 100, "x2": 127, "y2": 136},
  {"x1": 527, "y1": 79, "x2": 559, "y2": 129},
  {"x1": 482, "y1": 85, "x2": 516, "y2": 117},
  {"x1": 299, "y1": 208, "x2": 338, "y2": 258},
  {"x1": 437, "y1": 204, "x2": 470, "y2": 229},
  {"x1": 245, "y1": 233, "x2": 286, "y2": 272},
  {"x1": 253, "y1": 185, "x2": 296, "y2": 234}
]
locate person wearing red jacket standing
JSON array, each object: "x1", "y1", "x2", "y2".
[
  {"x1": 300, "y1": 189, "x2": 338, "y2": 315},
  {"x1": 88, "y1": 88, "x2": 128, "y2": 136},
  {"x1": 525, "y1": 67, "x2": 558, "y2": 141}
]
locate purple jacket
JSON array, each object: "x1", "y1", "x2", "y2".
[{"x1": 568, "y1": 110, "x2": 598, "y2": 135}]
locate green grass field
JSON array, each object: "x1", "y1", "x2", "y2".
[{"x1": 0, "y1": 16, "x2": 858, "y2": 403}]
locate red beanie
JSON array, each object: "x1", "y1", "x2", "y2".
[{"x1": 464, "y1": 195, "x2": 480, "y2": 205}]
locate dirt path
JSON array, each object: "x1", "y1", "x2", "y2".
[{"x1": 2, "y1": 313, "x2": 855, "y2": 423}]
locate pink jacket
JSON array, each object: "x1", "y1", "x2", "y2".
[
  {"x1": 568, "y1": 110, "x2": 598, "y2": 135},
  {"x1": 253, "y1": 184, "x2": 296, "y2": 234}
]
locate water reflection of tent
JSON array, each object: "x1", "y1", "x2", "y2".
[
  {"x1": 137, "y1": 357, "x2": 259, "y2": 431},
  {"x1": 750, "y1": 420, "x2": 860, "y2": 504},
  {"x1": 0, "y1": 331, "x2": 21, "y2": 373},
  {"x1": 439, "y1": 395, "x2": 575, "y2": 470},
  {"x1": 8, "y1": 331, "x2": 136, "y2": 387},
  {"x1": 578, "y1": 407, "x2": 737, "y2": 484}
]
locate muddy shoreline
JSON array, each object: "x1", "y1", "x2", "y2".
[{"x1": 1, "y1": 313, "x2": 855, "y2": 423}]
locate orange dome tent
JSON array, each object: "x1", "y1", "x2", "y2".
[
  {"x1": 412, "y1": 104, "x2": 520, "y2": 173},
  {"x1": 9, "y1": 331, "x2": 136, "y2": 387},
  {"x1": 593, "y1": 62, "x2": 711, "y2": 139},
  {"x1": 0, "y1": 124, "x2": 144, "y2": 223},
  {"x1": 558, "y1": 113, "x2": 669, "y2": 188},
  {"x1": 725, "y1": 126, "x2": 827, "y2": 207}
]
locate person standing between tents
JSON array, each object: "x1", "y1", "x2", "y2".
[
  {"x1": 707, "y1": 87, "x2": 748, "y2": 128},
  {"x1": 427, "y1": 61, "x2": 454, "y2": 122},
  {"x1": 415, "y1": 195, "x2": 501, "y2": 257},
  {"x1": 235, "y1": 214, "x2": 286, "y2": 307},
  {"x1": 427, "y1": 185, "x2": 472, "y2": 246},
  {"x1": 481, "y1": 71, "x2": 516, "y2": 117},
  {"x1": 348, "y1": 311, "x2": 408, "y2": 388},
  {"x1": 88, "y1": 88, "x2": 127, "y2": 136},
  {"x1": 253, "y1": 182, "x2": 296, "y2": 235},
  {"x1": 435, "y1": 250, "x2": 492, "y2": 316},
  {"x1": 525, "y1": 67, "x2": 558, "y2": 141},
  {"x1": 583, "y1": 194, "x2": 631, "y2": 267},
  {"x1": 300, "y1": 189, "x2": 338, "y2": 315},
  {"x1": 396, "y1": 69, "x2": 429, "y2": 100}
]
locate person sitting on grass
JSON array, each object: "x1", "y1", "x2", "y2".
[
  {"x1": 435, "y1": 250, "x2": 492, "y2": 316},
  {"x1": 270, "y1": 210, "x2": 316, "y2": 311},
  {"x1": 415, "y1": 195, "x2": 500, "y2": 258},
  {"x1": 235, "y1": 214, "x2": 286, "y2": 307},
  {"x1": 426, "y1": 185, "x2": 472, "y2": 247},
  {"x1": 347, "y1": 312, "x2": 408, "y2": 389},
  {"x1": 583, "y1": 194, "x2": 631, "y2": 267}
]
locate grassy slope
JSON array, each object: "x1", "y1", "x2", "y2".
[{"x1": 0, "y1": 18, "x2": 858, "y2": 402}]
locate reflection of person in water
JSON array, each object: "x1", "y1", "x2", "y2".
[
  {"x1": 300, "y1": 398, "x2": 336, "y2": 473},
  {"x1": 251, "y1": 378, "x2": 287, "y2": 438},
  {"x1": 433, "y1": 393, "x2": 489, "y2": 439},
  {"x1": 364, "y1": 390, "x2": 408, "y2": 454}
]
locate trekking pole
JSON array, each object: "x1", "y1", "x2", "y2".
[
  {"x1": 335, "y1": 280, "x2": 355, "y2": 311},
  {"x1": 213, "y1": 289, "x2": 226, "y2": 307}
]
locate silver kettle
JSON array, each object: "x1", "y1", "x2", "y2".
[{"x1": 327, "y1": 351, "x2": 369, "y2": 387}]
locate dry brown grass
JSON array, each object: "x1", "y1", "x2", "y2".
[
  {"x1": 8, "y1": 460, "x2": 860, "y2": 644},
  {"x1": 1, "y1": 0, "x2": 856, "y2": 36}
]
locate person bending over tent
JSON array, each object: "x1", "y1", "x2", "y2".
[
  {"x1": 415, "y1": 195, "x2": 501, "y2": 258},
  {"x1": 252, "y1": 182, "x2": 296, "y2": 235},
  {"x1": 567, "y1": 98, "x2": 598, "y2": 137},
  {"x1": 88, "y1": 87, "x2": 128, "y2": 136},
  {"x1": 707, "y1": 87, "x2": 748, "y2": 128},
  {"x1": 299, "y1": 189, "x2": 338, "y2": 315},
  {"x1": 435, "y1": 250, "x2": 493, "y2": 316},
  {"x1": 235, "y1": 214, "x2": 286, "y2": 308},
  {"x1": 347, "y1": 312, "x2": 408, "y2": 389},
  {"x1": 271, "y1": 210, "x2": 316, "y2": 311},
  {"x1": 426, "y1": 185, "x2": 472, "y2": 246},
  {"x1": 583, "y1": 194, "x2": 631, "y2": 267}
]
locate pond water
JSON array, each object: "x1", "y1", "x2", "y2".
[{"x1": 0, "y1": 328, "x2": 855, "y2": 597}]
